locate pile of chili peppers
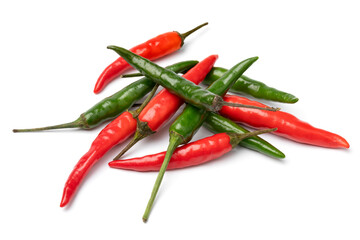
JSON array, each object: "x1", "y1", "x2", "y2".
[{"x1": 13, "y1": 22, "x2": 350, "y2": 223}]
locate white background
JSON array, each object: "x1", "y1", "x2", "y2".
[{"x1": 1, "y1": 0, "x2": 359, "y2": 239}]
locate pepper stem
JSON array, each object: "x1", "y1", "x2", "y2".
[
  {"x1": 114, "y1": 84, "x2": 159, "y2": 159},
  {"x1": 142, "y1": 133, "x2": 183, "y2": 223},
  {"x1": 222, "y1": 101, "x2": 280, "y2": 112},
  {"x1": 113, "y1": 121, "x2": 154, "y2": 160},
  {"x1": 121, "y1": 72, "x2": 143, "y2": 78},
  {"x1": 180, "y1": 22, "x2": 208, "y2": 41},
  {"x1": 133, "y1": 84, "x2": 159, "y2": 118},
  {"x1": 228, "y1": 128, "x2": 277, "y2": 147},
  {"x1": 13, "y1": 118, "x2": 83, "y2": 132},
  {"x1": 113, "y1": 135, "x2": 143, "y2": 160}
]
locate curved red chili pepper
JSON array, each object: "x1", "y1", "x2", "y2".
[
  {"x1": 108, "y1": 128, "x2": 275, "y2": 171},
  {"x1": 220, "y1": 95, "x2": 350, "y2": 148},
  {"x1": 94, "y1": 23, "x2": 208, "y2": 93},
  {"x1": 60, "y1": 112, "x2": 136, "y2": 207},
  {"x1": 60, "y1": 55, "x2": 217, "y2": 207},
  {"x1": 109, "y1": 133, "x2": 232, "y2": 171}
]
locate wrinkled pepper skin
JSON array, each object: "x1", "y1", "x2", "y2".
[
  {"x1": 203, "y1": 67, "x2": 298, "y2": 103},
  {"x1": 220, "y1": 95, "x2": 350, "y2": 148},
  {"x1": 204, "y1": 113, "x2": 285, "y2": 158},
  {"x1": 109, "y1": 133, "x2": 233, "y2": 171},
  {"x1": 94, "y1": 23, "x2": 207, "y2": 93}
]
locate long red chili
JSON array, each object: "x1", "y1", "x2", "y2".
[
  {"x1": 60, "y1": 112, "x2": 136, "y2": 207},
  {"x1": 94, "y1": 23, "x2": 208, "y2": 93},
  {"x1": 220, "y1": 95, "x2": 350, "y2": 148},
  {"x1": 60, "y1": 56, "x2": 217, "y2": 207},
  {"x1": 109, "y1": 129, "x2": 276, "y2": 171}
]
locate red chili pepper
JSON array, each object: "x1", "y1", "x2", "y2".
[
  {"x1": 108, "y1": 129, "x2": 276, "y2": 171},
  {"x1": 94, "y1": 23, "x2": 208, "y2": 93},
  {"x1": 60, "y1": 55, "x2": 217, "y2": 207},
  {"x1": 60, "y1": 112, "x2": 136, "y2": 207},
  {"x1": 220, "y1": 95, "x2": 350, "y2": 148}
]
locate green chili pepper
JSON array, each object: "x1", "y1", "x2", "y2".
[
  {"x1": 122, "y1": 67, "x2": 298, "y2": 104},
  {"x1": 204, "y1": 112, "x2": 285, "y2": 158},
  {"x1": 107, "y1": 45, "x2": 278, "y2": 113},
  {"x1": 13, "y1": 60, "x2": 198, "y2": 132},
  {"x1": 142, "y1": 57, "x2": 260, "y2": 222},
  {"x1": 203, "y1": 67, "x2": 298, "y2": 103}
]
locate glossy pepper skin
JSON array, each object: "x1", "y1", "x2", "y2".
[
  {"x1": 142, "y1": 57, "x2": 259, "y2": 222},
  {"x1": 108, "y1": 46, "x2": 276, "y2": 113},
  {"x1": 114, "y1": 55, "x2": 219, "y2": 159},
  {"x1": 12, "y1": 61, "x2": 197, "y2": 133},
  {"x1": 203, "y1": 67, "x2": 299, "y2": 103},
  {"x1": 220, "y1": 95, "x2": 350, "y2": 148},
  {"x1": 59, "y1": 57, "x2": 215, "y2": 208},
  {"x1": 94, "y1": 23, "x2": 208, "y2": 93},
  {"x1": 204, "y1": 113, "x2": 285, "y2": 158},
  {"x1": 109, "y1": 129, "x2": 275, "y2": 171}
]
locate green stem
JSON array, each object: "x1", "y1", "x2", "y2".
[
  {"x1": 121, "y1": 73, "x2": 143, "y2": 78},
  {"x1": 180, "y1": 22, "x2": 208, "y2": 40},
  {"x1": 142, "y1": 133, "x2": 183, "y2": 223},
  {"x1": 229, "y1": 128, "x2": 278, "y2": 147},
  {"x1": 132, "y1": 84, "x2": 159, "y2": 118},
  {"x1": 113, "y1": 129, "x2": 147, "y2": 160},
  {"x1": 13, "y1": 119, "x2": 82, "y2": 132},
  {"x1": 113, "y1": 84, "x2": 159, "y2": 160}
]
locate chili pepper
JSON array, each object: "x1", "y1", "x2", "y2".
[
  {"x1": 142, "y1": 57, "x2": 259, "y2": 222},
  {"x1": 107, "y1": 46, "x2": 278, "y2": 113},
  {"x1": 113, "y1": 55, "x2": 219, "y2": 159},
  {"x1": 59, "y1": 57, "x2": 217, "y2": 207},
  {"x1": 122, "y1": 67, "x2": 298, "y2": 104},
  {"x1": 220, "y1": 95, "x2": 350, "y2": 148},
  {"x1": 94, "y1": 23, "x2": 208, "y2": 93},
  {"x1": 204, "y1": 112, "x2": 285, "y2": 158},
  {"x1": 109, "y1": 128, "x2": 276, "y2": 171},
  {"x1": 60, "y1": 112, "x2": 136, "y2": 207},
  {"x1": 12, "y1": 61, "x2": 197, "y2": 133},
  {"x1": 203, "y1": 67, "x2": 299, "y2": 103}
]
